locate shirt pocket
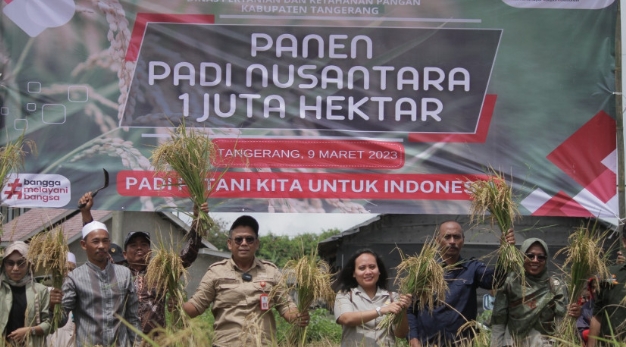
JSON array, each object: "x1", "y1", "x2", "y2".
[
  {"x1": 216, "y1": 281, "x2": 246, "y2": 308},
  {"x1": 446, "y1": 278, "x2": 473, "y2": 302}
]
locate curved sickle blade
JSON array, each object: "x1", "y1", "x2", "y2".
[{"x1": 77, "y1": 169, "x2": 110, "y2": 209}]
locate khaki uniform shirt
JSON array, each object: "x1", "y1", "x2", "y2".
[
  {"x1": 334, "y1": 286, "x2": 399, "y2": 347},
  {"x1": 188, "y1": 257, "x2": 296, "y2": 347}
]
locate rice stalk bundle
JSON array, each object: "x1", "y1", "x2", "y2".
[
  {"x1": 467, "y1": 169, "x2": 525, "y2": 288},
  {"x1": 240, "y1": 313, "x2": 269, "y2": 347},
  {"x1": 0, "y1": 132, "x2": 35, "y2": 189},
  {"x1": 275, "y1": 246, "x2": 335, "y2": 347},
  {"x1": 378, "y1": 240, "x2": 448, "y2": 334},
  {"x1": 27, "y1": 227, "x2": 68, "y2": 329},
  {"x1": 457, "y1": 321, "x2": 491, "y2": 347},
  {"x1": 151, "y1": 122, "x2": 222, "y2": 238},
  {"x1": 144, "y1": 242, "x2": 188, "y2": 329},
  {"x1": 0, "y1": 132, "x2": 35, "y2": 236},
  {"x1": 554, "y1": 224, "x2": 611, "y2": 346},
  {"x1": 120, "y1": 312, "x2": 214, "y2": 347}
]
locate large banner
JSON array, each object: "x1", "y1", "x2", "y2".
[{"x1": 0, "y1": 0, "x2": 618, "y2": 217}]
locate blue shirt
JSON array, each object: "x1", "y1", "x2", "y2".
[{"x1": 407, "y1": 258, "x2": 499, "y2": 345}]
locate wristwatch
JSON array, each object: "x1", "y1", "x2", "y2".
[{"x1": 376, "y1": 307, "x2": 382, "y2": 317}]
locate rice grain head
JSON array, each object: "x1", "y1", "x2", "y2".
[
  {"x1": 151, "y1": 122, "x2": 223, "y2": 238},
  {"x1": 27, "y1": 226, "x2": 68, "y2": 330},
  {"x1": 274, "y1": 245, "x2": 335, "y2": 347},
  {"x1": 144, "y1": 230, "x2": 189, "y2": 329},
  {"x1": 467, "y1": 169, "x2": 525, "y2": 289}
]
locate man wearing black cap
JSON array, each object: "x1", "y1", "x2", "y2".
[
  {"x1": 78, "y1": 192, "x2": 206, "y2": 335},
  {"x1": 182, "y1": 215, "x2": 309, "y2": 347},
  {"x1": 108, "y1": 243, "x2": 127, "y2": 265}
]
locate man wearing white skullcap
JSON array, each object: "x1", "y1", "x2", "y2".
[{"x1": 61, "y1": 221, "x2": 140, "y2": 347}]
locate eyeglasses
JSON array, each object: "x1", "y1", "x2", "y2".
[
  {"x1": 4, "y1": 258, "x2": 27, "y2": 268},
  {"x1": 231, "y1": 236, "x2": 256, "y2": 245},
  {"x1": 525, "y1": 253, "x2": 547, "y2": 262}
]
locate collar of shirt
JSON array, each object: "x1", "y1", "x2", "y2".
[
  {"x1": 228, "y1": 257, "x2": 262, "y2": 273},
  {"x1": 85, "y1": 260, "x2": 111, "y2": 273},
  {"x1": 352, "y1": 285, "x2": 390, "y2": 302}
]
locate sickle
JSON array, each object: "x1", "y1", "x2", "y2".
[{"x1": 77, "y1": 168, "x2": 109, "y2": 209}]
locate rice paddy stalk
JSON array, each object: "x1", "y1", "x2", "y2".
[
  {"x1": 553, "y1": 223, "x2": 612, "y2": 346},
  {"x1": 457, "y1": 321, "x2": 491, "y2": 347},
  {"x1": 26, "y1": 227, "x2": 68, "y2": 330},
  {"x1": 274, "y1": 245, "x2": 335, "y2": 347},
  {"x1": 0, "y1": 132, "x2": 36, "y2": 236},
  {"x1": 378, "y1": 240, "x2": 448, "y2": 335},
  {"x1": 151, "y1": 122, "x2": 224, "y2": 239},
  {"x1": 144, "y1": 233, "x2": 188, "y2": 330},
  {"x1": 118, "y1": 312, "x2": 214, "y2": 347},
  {"x1": 467, "y1": 169, "x2": 526, "y2": 289}
]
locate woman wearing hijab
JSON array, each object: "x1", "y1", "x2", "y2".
[
  {"x1": 333, "y1": 248, "x2": 412, "y2": 347},
  {"x1": 1, "y1": 241, "x2": 52, "y2": 347},
  {"x1": 490, "y1": 238, "x2": 579, "y2": 347}
]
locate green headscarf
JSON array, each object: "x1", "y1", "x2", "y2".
[{"x1": 492, "y1": 238, "x2": 567, "y2": 338}]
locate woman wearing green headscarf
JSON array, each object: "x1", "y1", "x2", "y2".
[
  {"x1": 490, "y1": 238, "x2": 578, "y2": 347},
  {"x1": 0, "y1": 241, "x2": 52, "y2": 347}
]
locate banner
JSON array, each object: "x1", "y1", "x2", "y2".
[{"x1": 0, "y1": 0, "x2": 618, "y2": 217}]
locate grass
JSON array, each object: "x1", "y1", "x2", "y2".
[{"x1": 200, "y1": 308, "x2": 342, "y2": 346}]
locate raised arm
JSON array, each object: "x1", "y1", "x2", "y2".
[
  {"x1": 78, "y1": 191, "x2": 94, "y2": 225},
  {"x1": 180, "y1": 202, "x2": 208, "y2": 268}
]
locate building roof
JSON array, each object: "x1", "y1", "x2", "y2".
[{"x1": 0, "y1": 208, "x2": 216, "y2": 250}]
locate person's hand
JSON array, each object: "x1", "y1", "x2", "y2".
[
  {"x1": 7, "y1": 326, "x2": 31, "y2": 342},
  {"x1": 381, "y1": 302, "x2": 405, "y2": 315},
  {"x1": 409, "y1": 338, "x2": 422, "y2": 347},
  {"x1": 502, "y1": 228, "x2": 515, "y2": 245},
  {"x1": 49, "y1": 288, "x2": 63, "y2": 307},
  {"x1": 296, "y1": 310, "x2": 310, "y2": 327},
  {"x1": 193, "y1": 202, "x2": 209, "y2": 217},
  {"x1": 617, "y1": 250, "x2": 625, "y2": 265},
  {"x1": 567, "y1": 302, "x2": 582, "y2": 318},
  {"x1": 79, "y1": 192, "x2": 93, "y2": 211},
  {"x1": 398, "y1": 294, "x2": 412, "y2": 309},
  {"x1": 167, "y1": 296, "x2": 178, "y2": 312}
]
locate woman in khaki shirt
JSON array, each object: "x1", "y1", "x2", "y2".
[{"x1": 333, "y1": 249, "x2": 411, "y2": 347}]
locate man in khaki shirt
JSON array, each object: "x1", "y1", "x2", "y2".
[{"x1": 182, "y1": 215, "x2": 309, "y2": 346}]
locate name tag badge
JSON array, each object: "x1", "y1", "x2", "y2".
[{"x1": 260, "y1": 293, "x2": 269, "y2": 311}]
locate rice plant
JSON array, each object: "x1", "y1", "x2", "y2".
[
  {"x1": 0, "y1": 132, "x2": 36, "y2": 236},
  {"x1": 26, "y1": 227, "x2": 68, "y2": 330},
  {"x1": 120, "y1": 313, "x2": 214, "y2": 347},
  {"x1": 467, "y1": 169, "x2": 525, "y2": 288},
  {"x1": 554, "y1": 223, "x2": 611, "y2": 346},
  {"x1": 378, "y1": 240, "x2": 448, "y2": 334},
  {"x1": 151, "y1": 122, "x2": 222, "y2": 238},
  {"x1": 144, "y1": 234, "x2": 188, "y2": 329},
  {"x1": 456, "y1": 321, "x2": 491, "y2": 347},
  {"x1": 274, "y1": 245, "x2": 335, "y2": 347}
]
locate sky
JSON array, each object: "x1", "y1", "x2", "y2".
[{"x1": 209, "y1": 212, "x2": 378, "y2": 237}]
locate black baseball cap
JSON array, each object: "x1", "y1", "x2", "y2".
[
  {"x1": 108, "y1": 243, "x2": 126, "y2": 264},
  {"x1": 123, "y1": 231, "x2": 151, "y2": 249}
]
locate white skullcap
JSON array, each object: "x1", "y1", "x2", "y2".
[
  {"x1": 81, "y1": 221, "x2": 108, "y2": 239},
  {"x1": 67, "y1": 252, "x2": 76, "y2": 264}
]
